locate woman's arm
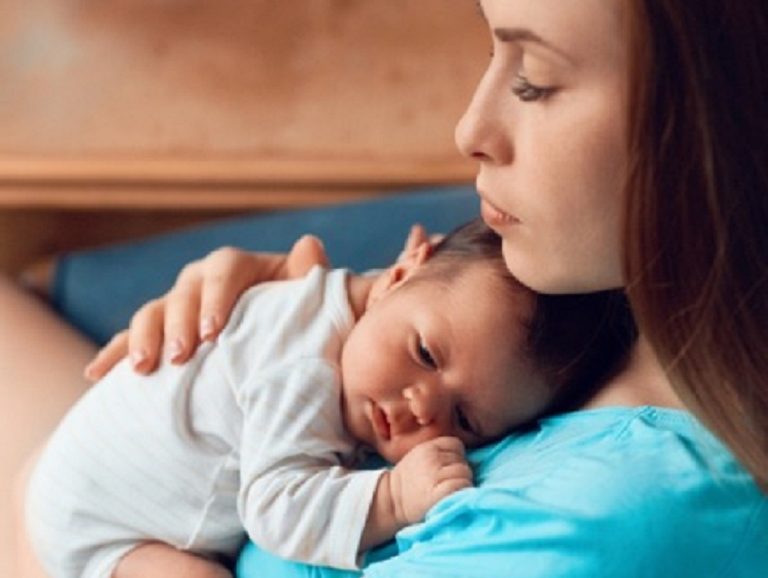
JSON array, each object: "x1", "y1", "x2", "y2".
[
  {"x1": 84, "y1": 234, "x2": 329, "y2": 380},
  {"x1": 84, "y1": 225, "x2": 433, "y2": 381}
]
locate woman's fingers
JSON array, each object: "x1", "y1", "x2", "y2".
[
  {"x1": 83, "y1": 330, "x2": 129, "y2": 381},
  {"x1": 398, "y1": 224, "x2": 429, "y2": 263},
  {"x1": 126, "y1": 298, "x2": 167, "y2": 373},
  {"x1": 86, "y1": 239, "x2": 329, "y2": 382},
  {"x1": 83, "y1": 297, "x2": 167, "y2": 381},
  {"x1": 283, "y1": 235, "x2": 330, "y2": 278},
  {"x1": 196, "y1": 240, "x2": 328, "y2": 340},
  {"x1": 398, "y1": 225, "x2": 446, "y2": 263},
  {"x1": 163, "y1": 280, "x2": 202, "y2": 364},
  {"x1": 197, "y1": 248, "x2": 272, "y2": 341}
]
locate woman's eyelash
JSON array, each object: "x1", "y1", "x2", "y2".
[
  {"x1": 417, "y1": 339, "x2": 437, "y2": 369},
  {"x1": 511, "y1": 74, "x2": 555, "y2": 102}
]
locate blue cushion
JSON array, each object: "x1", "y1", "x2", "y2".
[{"x1": 52, "y1": 185, "x2": 477, "y2": 344}]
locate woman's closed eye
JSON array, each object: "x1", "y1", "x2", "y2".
[{"x1": 511, "y1": 73, "x2": 556, "y2": 102}]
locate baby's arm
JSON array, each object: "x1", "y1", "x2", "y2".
[{"x1": 360, "y1": 436, "x2": 473, "y2": 552}]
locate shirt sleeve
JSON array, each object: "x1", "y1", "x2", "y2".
[{"x1": 236, "y1": 358, "x2": 385, "y2": 570}]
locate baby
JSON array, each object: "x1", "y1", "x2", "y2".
[{"x1": 26, "y1": 219, "x2": 635, "y2": 578}]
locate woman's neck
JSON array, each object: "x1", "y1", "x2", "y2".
[{"x1": 583, "y1": 336, "x2": 686, "y2": 410}]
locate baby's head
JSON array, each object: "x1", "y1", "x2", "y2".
[{"x1": 341, "y1": 219, "x2": 636, "y2": 463}]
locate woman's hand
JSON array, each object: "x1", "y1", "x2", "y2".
[
  {"x1": 84, "y1": 235, "x2": 329, "y2": 381},
  {"x1": 396, "y1": 223, "x2": 444, "y2": 262},
  {"x1": 84, "y1": 223, "x2": 438, "y2": 382}
]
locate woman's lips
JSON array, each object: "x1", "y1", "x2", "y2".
[
  {"x1": 479, "y1": 196, "x2": 520, "y2": 227},
  {"x1": 367, "y1": 400, "x2": 391, "y2": 441}
]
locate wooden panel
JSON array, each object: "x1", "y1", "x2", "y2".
[
  {"x1": 0, "y1": 1, "x2": 487, "y2": 272},
  {"x1": 0, "y1": 208, "x2": 243, "y2": 275},
  {"x1": 0, "y1": 0, "x2": 487, "y2": 208},
  {"x1": 0, "y1": 157, "x2": 473, "y2": 209}
]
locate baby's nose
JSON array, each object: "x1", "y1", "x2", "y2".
[
  {"x1": 385, "y1": 403, "x2": 420, "y2": 436},
  {"x1": 403, "y1": 384, "x2": 446, "y2": 428}
]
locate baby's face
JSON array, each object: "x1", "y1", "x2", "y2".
[{"x1": 340, "y1": 264, "x2": 551, "y2": 463}]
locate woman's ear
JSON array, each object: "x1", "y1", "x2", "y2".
[{"x1": 367, "y1": 242, "x2": 433, "y2": 307}]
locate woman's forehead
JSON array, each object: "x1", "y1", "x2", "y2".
[{"x1": 478, "y1": 0, "x2": 627, "y2": 69}]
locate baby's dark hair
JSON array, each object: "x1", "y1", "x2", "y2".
[
  {"x1": 414, "y1": 218, "x2": 527, "y2": 291},
  {"x1": 526, "y1": 285, "x2": 637, "y2": 415},
  {"x1": 415, "y1": 218, "x2": 638, "y2": 416}
]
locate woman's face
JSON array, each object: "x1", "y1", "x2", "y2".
[{"x1": 456, "y1": 0, "x2": 629, "y2": 294}]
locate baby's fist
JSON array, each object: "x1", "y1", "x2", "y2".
[{"x1": 389, "y1": 436, "x2": 473, "y2": 524}]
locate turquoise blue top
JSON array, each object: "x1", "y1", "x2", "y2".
[{"x1": 236, "y1": 407, "x2": 767, "y2": 577}]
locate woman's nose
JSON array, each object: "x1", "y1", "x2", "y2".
[{"x1": 454, "y1": 65, "x2": 513, "y2": 165}]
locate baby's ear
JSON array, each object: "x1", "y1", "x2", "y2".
[{"x1": 367, "y1": 242, "x2": 434, "y2": 306}]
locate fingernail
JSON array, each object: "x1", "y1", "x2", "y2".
[
  {"x1": 167, "y1": 338, "x2": 185, "y2": 363},
  {"x1": 83, "y1": 363, "x2": 96, "y2": 380},
  {"x1": 130, "y1": 349, "x2": 148, "y2": 369},
  {"x1": 200, "y1": 316, "x2": 217, "y2": 341}
]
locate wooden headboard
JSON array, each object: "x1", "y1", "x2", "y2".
[{"x1": 0, "y1": 0, "x2": 487, "y2": 271}]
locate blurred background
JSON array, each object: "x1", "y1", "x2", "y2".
[
  {"x1": 0, "y1": 0, "x2": 487, "y2": 276},
  {"x1": 0, "y1": 4, "x2": 484, "y2": 571}
]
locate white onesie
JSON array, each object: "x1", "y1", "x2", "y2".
[{"x1": 27, "y1": 266, "x2": 384, "y2": 578}]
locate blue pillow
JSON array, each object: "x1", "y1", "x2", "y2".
[{"x1": 52, "y1": 185, "x2": 477, "y2": 344}]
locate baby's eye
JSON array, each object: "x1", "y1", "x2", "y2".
[
  {"x1": 511, "y1": 73, "x2": 555, "y2": 102},
  {"x1": 455, "y1": 406, "x2": 477, "y2": 436},
  {"x1": 417, "y1": 339, "x2": 438, "y2": 370}
]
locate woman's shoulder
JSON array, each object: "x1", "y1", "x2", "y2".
[
  {"x1": 377, "y1": 407, "x2": 767, "y2": 578},
  {"x1": 475, "y1": 406, "x2": 762, "y2": 513}
]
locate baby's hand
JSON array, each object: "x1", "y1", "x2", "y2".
[{"x1": 389, "y1": 437, "x2": 473, "y2": 524}]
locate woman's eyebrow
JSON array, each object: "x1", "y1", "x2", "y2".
[{"x1": 494, "y1": 27, "x2": 575, "y2": 65}]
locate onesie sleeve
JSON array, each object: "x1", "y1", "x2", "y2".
[{"x1": 236, "y1": 358, "x2": 385, "y2": 570}]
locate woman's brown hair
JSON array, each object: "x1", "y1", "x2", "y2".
[{"x1": 624, "y1": 0, "x2": 768, "y2": 489}]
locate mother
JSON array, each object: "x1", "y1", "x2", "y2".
[{"x1": 7, "y1": 0, "x2": 768, "y2": 576}]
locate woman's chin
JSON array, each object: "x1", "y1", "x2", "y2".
[{"x1": 500, "y1": 240, "x2": 619, "y2": 295}]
